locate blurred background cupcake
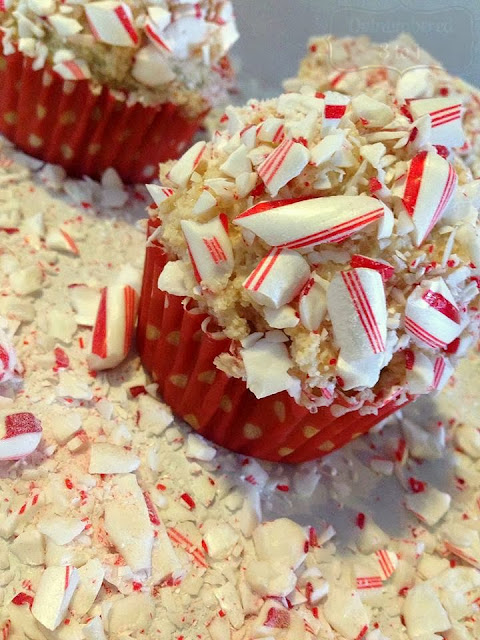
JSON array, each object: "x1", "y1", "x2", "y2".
[
  {"x1": 137, "y1": 85, "x2": 480, "y2": 463},
  {"x1": 0, "y1": 0, "x2": 238, "y2": 182}
]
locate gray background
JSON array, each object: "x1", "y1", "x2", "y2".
[{"x1": 232, "y1": 0, "x2": 480, "y2": 97}]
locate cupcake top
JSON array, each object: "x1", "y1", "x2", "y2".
[
  {"x1": 0, "y1": 0, "x2": 238, "y2": 113},
  {"x1": 285, "y1": 33, "x2": 480, "y2": 178},
  {"x1": 149, "y1": 87, "x2": 480, "y2": 413}
]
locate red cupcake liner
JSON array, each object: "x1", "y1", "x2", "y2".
[
  {"x1": 137, "y1": 220, "x2": 411, "y2": 463},
  {"x1": 0, "y1": 48, "x2": 207, "y2": 183}
]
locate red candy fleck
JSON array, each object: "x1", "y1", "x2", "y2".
[
  {"x1": 53, "y1": 347, "x2": 69, "y2": 371},
  {"x1": 355, "y1": 625, "x2": 368, "y2": 640},
  {"x1": 404, "y1": 349, "x2": 415, "y2": 370},
  {"x1": 434, "y1": 145, "x2": 449, "y2": 159},
  {"x1": 201, "y1": 540, "x2": 209, "y2": 554},
  {"x1": 276, "y1": 484, "x2": 290, "y2": 492},
  {"x1": 445, "y1": 337, "x2": 460, "y2": 354},
  {"x1": 132, "y1": 582, "x2": 142, "y2": 591},
  {"x1": 143, "y1": 492, "x2": 161, "y2": 526},
  {"x1": 156, "y1": 483, "x2": 167, "y2": 491},
  {"x1": 369, "y1": 177, "x2": 383, "y2": 193},
  {"x1": 65, "y1": 478, "x2": 73, "y2": 490},
  {"x1": 408, "y1": 477, "x2": 426, "y2": 493},
  {"x1": 439, "y1": 87, "x2": 449, "y2": 96},
  {"x1": 264, "y1": 607, "x2": 290, "y2": 629},
  {"x1": 180, "y1": 493, "x2": 196, "y2": 510},
  {"x1": 310, "y1": 44, "x2": 317, "y2": 52},
  {"x1": 303, "y1": 540, "x2": 309, "y2": 553},
  {"x1": 309, "y1": 526, "x2": 318, "y2": 548},
  {"x1": 12, "y1": 593, "x2": 34, "y2": 608},
  {"x1": 129, "y1": 385, "x2": 147, "y2": 397},
  {"x1": 356, "y1": 513, "x2": 366, "y2": 529},
  {"x1": 408, "y1": 127, "x2": 418, "y2": 143},
  {"x1": 395, "y1": 439, "x2": 406, "y2": 462},
  {"x1": 250, "y1": 182, "x2": 266, "y2": 198}
]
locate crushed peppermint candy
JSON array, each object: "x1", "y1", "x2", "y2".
[{"x1": 1, "y1": 48, "x2": 480, "y2": 640}]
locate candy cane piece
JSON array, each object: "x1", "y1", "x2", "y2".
[
  {"x1": 404, "y1": 277, "x2": 462, "y2": 351},
  {"x1": 0, "y1": 413, "x2": 42, "y2": 461},
  {"x1": 327, "y1": 268, "x2": 387, "y2": 360},
  {"x1": 32, "y1": 566, "x2": 79, "y2": 630},
  {"x1": 258, "y1": 139, "x2": 309, "y2": 196},
  {"x1": 298, "y1": 276, "x2": 327, "y2": 330},
  {"x1": 146, "y1": 184, "x2": 175, "y2": 205},
  {"x1": 234, "y1": 195, "x2": 386, "y2": 249},
  {"x1": 88, "y1": 285, "x2": 139, "y2": 371},
  {"x1": 243, "y1": 247, "x2": 310, "y2": 309},
  {"x1": 85, "y1": 0, "x2": 138, "y2": 46},
  {"x1": 323, "y1": 91, "x2": 350, "y2": 130},
  {"x1": 181, "y1": 216, "x2": 234, "y2": 285},
  {"x1": 168, "y1": 141, "x2": 206, "y2": 187},
  {"x1": 401, "y1": 150, "x2": 457, "y2": 246},
  {"x1": 53, "y1": 59, "x2": 91, "y2": 81},
  {"x1": 409, "y1": 97, "x2": 464, "y2": 148}
]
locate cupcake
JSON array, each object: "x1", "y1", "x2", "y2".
[
  {"x1": 0, "y1": 0, "x2": 238, "y2": 182},
  {"x1": 285, "y1": 33, "x2": 480, "y2": 177},
  {"x1": 137, "y1": 87, "x2": 480, "y2": 463}
]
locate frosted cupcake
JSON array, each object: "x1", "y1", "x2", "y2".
[
  {"x1": 0, "y1": 0, "x2": 238, "y2": 182},
  {"x1": 285, "y1": 33, "x2": 480, "y2": 177},
  {"x1": 137, "y1": 87, "x2": 480, "y2": 463}
]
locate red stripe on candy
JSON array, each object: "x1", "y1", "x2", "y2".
[
  {"x1": 324, "y1": 104, "x2": 347, "y2": 119},
  {"x1": 402, "y1": 150, "x2": 427, "y2": 216},
  {"x1": 114, "y1": 5, "x2": 138, "y2": 44},
  {"x1": 422, "y1": 289, "x2": 460, "y2": 323},
  {"x1": 91, "y1": 288, "x2": 108, "y2": 359}
]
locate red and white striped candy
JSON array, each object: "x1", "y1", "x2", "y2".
[
  {"x1": 0, "y1": 327, "x2": 16, "y2": 384},
  {"x1": 327, "y1": 268, "x2": 387, "y2": 361},
  {"x1": 323, "y1": 91, "x2": 350, "y2": 130},
  {"x1": 32, "y1": 566, "x2": 79, "y2": 631},
  {"x1": 256, "y1": 118, "x2": 286, "y2": 144},
  {"x1": 298, "y1": 276, "x2": 327, "y2": 330},
  {"x1": 234, "y1": 196, "x2": 386, "y2": 250},
  {"x1": 350, "y1": 255, "x2": 394, "y2": 282},
  {"x1": 52, "y1": 59, "x2": 91, "y2": 81},
  {"x1": 0, "y1": 413, "x2": 42, "y2": 461},
  {"x1": 181, "y1": 216, "x2": 234, "y2": 285},
  {"x1": 145, "y1": 6, "x2": 172, "y2": 52},
  {"x1": 243, "y1": 248, "x2": 310, "y2": 309},
  {"x1": 401, "y1": 150, "x2": 457, "y2": 246},
  {"x1": 88, "y1": 285, "x2": 139, "y2": 371},
  {"x1": 375, "y1": 549, "x2": 398, "y2": 580},
  {"x1": 356, "y1": 575, "x2": 383, "y2": 590},
  {"x1": 409, "y1": 97, "x2": 464, "y2": 148},
  {"x1": 406, "y1": 350, "x2": 453, "y2": 394},
  {"x1": 85, "y1": 1, "x2": 138, "y2": 47},
  {"x1": 404, "y1": 277, "x2": 462, "y2": 351},
  {"x1": 168, "y1": 141, "x2": 206, "y2": 187},
  {"x1": 257, "y1": 139, "x2": 309, "y2": 196},
  {"x1": 146, "y1": 184, "x2": 175, "y2": 206}
]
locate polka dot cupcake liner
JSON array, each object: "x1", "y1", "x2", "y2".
[
  {"x1": 137, "y1": 220, "x2": 411, "y2": 463},
  {"x1": 0, "y1": 48, "x2": 206, "y2": 183}
]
